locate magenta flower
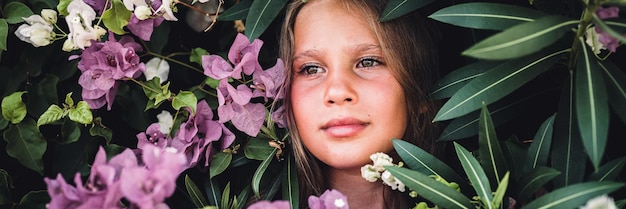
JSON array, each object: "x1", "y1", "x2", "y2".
[
  {"x1": 252, "y1": 58, "x2": 285, "y2": 101},
  {"x1": 202, "y1": 33, "x2": 263, "y2": 80},
  {"x1": 595, "y1": 7, "x2": 624, "y2": 52},
  {"x1": 216, "y1": 80, "x2": 266, "y2": 136},
  {"x1": 247, "y1": 200, "x2": 290, "y2": 209},
  {"x1": 126, "y1": 0, "x2": 165, "y2": 41},
  {"x1": 308, "y1": 189, "x2": 350, "y2": 209},
  {"x1": 44, "y1": 174, "x2": 82, "y2": 209},
  {"x1": 136, "y1": 123, "x2": 170, "y2": 150}
]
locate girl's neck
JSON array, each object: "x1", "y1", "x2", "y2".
[{"x1": 326, "y1": 168, "x2": 390, "y2": 209}]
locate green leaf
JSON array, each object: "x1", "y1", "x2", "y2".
[
  {"x1": 244, "y1": 0, "x2": 288, "y2": 41},
  {"x1": 502, "y1": 135, "x2": 527, "y2": 180},
  {"x1": 26, "y1": 74, "x2": 60, "y2": 117},
  {"x1": 209, "y1": 151, "x2": 232, "y2": 179},
  {"x1": 204, "y1": 177, "x2": 222, "y2": 208},
  {"x1": 218, "y1": 0, "x2": 252, "y2": 21},
  {"x1": 598, "y1": 60, "x2": 626, "y2": 125},
  {"x1": 282, "y1": 154, "x2": 299, "y2": 209},
  {"x1": 454, "y1": 142, "x2": 493, "y2": 209},
  {"x1": 521, "y1": 181, "x2": 624, "y2": 209},
  {"x1": 2, "y1": 91, "x2": 28, "y2": 124},
  {"x1": 89, "y1": 117, "x2": 113, "y2": 144},
  {"x1": 588, "y1": 156, "x2": 626, "y2": 182},
  {"x1": 221, "y1": 182, "x2": 231, "y2": 208},
  {"x1": 60, "y1": 118, "x2": 80, "y2": 144},
  {"x1": 172, "y1": 91, "x2": 197, "y2": 114},
  {"x1": 491, "y1": 172, "x2": 509, "y2": 208},
  {"x1": 0, "y1": 169, "x2": 12, "y2": 205},
  {"x1": 515, "y1": 166, "x2": 560, "y2": 203},
  {"x1": 4, "y1": 2, "x2": 34, "y2": 24},
  {"x1": 462, "y1": 15, "x2": 576, "y2": 60},
  {"x1": 478, "y1": 104, "x2": 507, "y2": 189},
  {"x1": 68, "y1": 101, "x2": 93, "y2": 125},
  {"x1": 37, "y1": 105, "x2": 64, "y2": 127},
  {"x1": 0, "y1": 117, "x2": 7, "y2": 130},
  {"x1": 3, "y1": 118, "x2": 47, "y2": 175},
  {"x1": 190, "y1": 48, "x2": 209, "y2": 66},
  {"x1": 101, "y1": 0, "x2": 131, "y2": 35},
  {"x1": 524, "y1": 114, "x2": 556, "y2": 172},
  {"x1": 15, "y1": 190, "x2": 49, "y2": 209},
  {"x1": 434, "y1": 48, "x2": 566, "y2": 121},
  {"x1": 57, "y1": 0, "x2": 72, "y2": 16},
  {"x1": 574, "y1": 39, "x2": 609, "y2": 170},
  {"x1": 385, "y1": 166, "x2": 473, "y2": 209},
  {"x1": 235, "y1": 185, "x2": 251, "y2": 209},
  {"x1": 185, "y1": 175, "x2": 209, "y2": 208},
  {"x1": 593, "y1": 17, "x2": 626, "y2": 45},
  {"x1": 431, "y1": 61, "x2": 502, "y2": 99},
  {"x1": 380, "y1": 0, "x2": 434, "y2": 22},
  {"x1": 551, "y1": 73, "x2": 585, "y2": 188},
  {"x1": 64, "y1": 92, "x2": 74, "y2": 107},
  {"x1": 252, "y1": 148, "x2": 277, "y2": 197},
  {"x1": 0, "y1": 19, "x2": 7, "y2": 51},
  {"x1": 392, "y1": 139, "x2": 466, "y2": 189},
  {"x1": 261, "y1": 173, "x2": 281, "y2": 201},
  {"x1": 244, "y1": 138, "x2": 275, "y2": 160},
  {"x1": 428, "y1": 2, "x2": 546, "y2": 30}
]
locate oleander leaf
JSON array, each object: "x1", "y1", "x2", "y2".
[
  {"x1": 521, "y1": 181, "x2": 624, "y2": 209},
  {"x1": 588, "y1": 156, "x2": 626, "y2": 182},
  {"x1": 204, "y1": 177, "x2": 222, "y2": 208},
  {"x1": 515, "y1": 166, "x2": 560, "y2": 203},
  {"x1": 380, "y1": 0, "x2": 434, "y2": 22},
  {"x1": 218, "y1": 0, "x2": 252, "y2": 21},
  {"x1": 478, "y1": 104, "x2": 507, "y2": 188},
  {"x1": 245, "y1": 0, "x2": 288, "y2": 41},
  {"x1": 282, "y1": 154, "x2": 299, "y2": 209},
  {"x1": 185, "y1": 175, "x2": 209, "y2": 208},
  {"x1": 454, "y1": 142, "x2": 494, "y2": 209},
  {"x1": 597, "y1": 60, "x2": 626, "y2": 125},
  {"x1": 252, "y1": 148, "x2": 277, "y2": 197},
  {"x1": 429, "y1": 2, "x2": 546, "y2": 30},
  {"x1": 431, "y1": 61, "x2": 502, "y2": 100},
  {"x1": 524, "y1": 114, "x2": 556, "y2": 173},
  {"x1": 462, "y1": 15, "x2": 576, "y2": 60}
]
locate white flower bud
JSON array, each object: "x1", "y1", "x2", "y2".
[
  {"x1": 94, "y1": 25, "x2": 107, "y2": 37},
  {"x1": 145, "y1": 57, "x2": 170, "y2": 83},
  {"x1": 134, "y1": 5, "x2": 152, "y2": 20},
  {"x1": 62, "y1": 38, "x2": 78, "y2": 52},
  {"x1": 156, "y1": 110, "x2": 174, "y2": 135},
  {"x1": 41, "y1": 9, "x2": 58, "y2": 24},
  {"x1": 370, "y1": 152, "x2": 393, "y2": 172},
  {"x1": 29, "y1": 28, "x2": 54, "y2": 46},
  {"x1": 360, "y1": 164, "x2": 380, "y2": 182}
]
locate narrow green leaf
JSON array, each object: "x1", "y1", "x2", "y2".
[
  {"x1": 593, "y1": 16, "x2": 626, "y2": 44},
  {"x1": 68, "y1": 101, "x2": 93, "y2": 125},
  {"x1": 524, "y1": 114, "x2": 556, "y2": 172},
  {"x1": 3, "y1": 118, "x2": 47, "y2": 175},
  {"x1": 4, "y1": 2, "x2": 34, "y2": 24},
  {"x1": 431, "y1": 61, "x2": 502, "y2": 99},
  {"x1": 261, "y1": 174, "x2": 281, "y2": 200},
  {"x1": 221, "y1": 182, "x2": 231, "y2": 208},
  {"x1": 392, "y1": 139, "x2": 467, "y2": 190},
  {"x1": 462, "y1": 16, "x2": 576, "y2": 60},
  {"x1": 236, "y1": 185, "x2": 251, "y2": 209},
  {"x1": 15, "y1": 190, "x2": 49, "y2": 209},
  {"x1": 551, "y1": 72, "x2": 585, "y2": 188},
  {"x1": 244, "y1": 0, "x2": 288, "y2": 41},
  {"x1": 204, "y1": 177, "x2": 222, "y2": 208},
  {"x1": 185, "y1": 175, "x2": 209, "y2": 207},
  {"x1": 0, "y1": 19, "x2": 7, "y2": 51},
  {"x1": 575, "y1": 38, "x2": 609, "y2": 170},
  {"x1": 588, "y1": 156, "x2": 626, "y2": 182},
  {"x1": 0, "y1": 169, "x2": 12, "y2": 205},
  {"x1": 2, "y1": 91, "x2": 27, "y2": 124},
  {"x1": 101, "y1": 0, "x2": 131, "y2": 35},
  {"x1": 386, "y1": 166, "x2": 473, "y2": 209},
  {"x1": 434, "y1": 48, "x2": 567, "y2": 122},
  {"x1": 244, "y1": 138, "x2": 275, "y2": 160},
  {"x1": 478, "y1": 104, "x2": 507, "y2": 188},
  {"x1": 492, "y1": 172, "x2": 509, "y2": 208},
  {"x1": 37, "y1": 105, "x2": 64, "y2": 127},
  {"x1": 597, "y1": 60, "x2": 626, "y2": 125},
  {"x1": 172, "y1": 91, "x2": 198, "y2": 114},
  {"x1": 252, "y1": 148, "x2": 277, "y2": 197},
  {"x1": 379, "y1": 0, "x2": 434, "y2": 22},
  {"x1": 515, "y1": 166, "x2": 560, "y2": 203},
  {"x1": 428, "y1": 2, "x2": 546, "y2": 30},
  {"x1": 209, "y1": 151, "x2": 232, "y2": 179},
  {"x1": 454, "y1": 142, "x2": 494, "y2": 209},
  {"x1": 282, "y1": 154, "x2": 299, "y2": 209},
  {"x1": 502, "y1": 135, "x2": 527, "y2": 180},
  {"x1": 218, "y1": 0, "x2": 252, "y2": 21},
  {"x1": 521, "y1": 181, "x2": 624, "y2": 209}
]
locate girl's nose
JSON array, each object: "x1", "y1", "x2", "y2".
[{"x1": 324, "y1": 69, "x2": 358, "y2": 106}]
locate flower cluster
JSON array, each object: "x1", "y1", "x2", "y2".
[
  {"x1": 203, "y1": 33, "x2": 286, "y2": 136},
  {"x1": 247, "y1": 189, "x2": 349, "y2": 209},
  {"x1": 361, "y1": 152, "x2": 406, "y2": 192},
  {"x1": 44, "y1": 144, "x2": 187, "y2": 209},
  {"x1": 585, "y1": 6, "x2": 624, "y2": 54},
  {"x1": 14, "y1": 9, "x2": 57, "y2": 47}
]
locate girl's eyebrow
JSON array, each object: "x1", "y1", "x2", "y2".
[
  {"x1": 293, "y1": 44, "x2": 381, "y2": 61},
  {"x1": 293, "y1": 49, "x2": 321, "y2": 62}
]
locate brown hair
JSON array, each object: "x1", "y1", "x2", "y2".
[{"x1": 279, "y1": 0, "x2": 441, "y2": 207}]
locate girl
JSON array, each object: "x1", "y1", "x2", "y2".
[{"x1": 279, "y1": 0, "x2": 441, "y2": 208}]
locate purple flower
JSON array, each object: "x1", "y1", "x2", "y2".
[
  {"x1": 217, "y1": 80, "x2": 266, "y2": 136},
  {"x1": 44, "y1": 174, "x2": 82, "y2": 209},
  {"x1": 247, "y1": 200, "x2": 290, "y2": 209},
  {"x1": 595, "y1": 7, "x2": 624, "y2": 52},
  {"x1": 126, "y1": 0, "x2": 165, "y2": 41},
  {"x1": 136, "y1": 123, "x2": 170, "y2": 150},
  {"x1": 308, "y1": 189, "x2": 349, "y2": 209},
  {"x1": 202, "y1": 33, "x2": 263, "y2": 80},
  {"x1": 271, "y1": 105, "x2": 287, "y2": 128},
  {"x1": 252, "y1": 58, "x2": 285, "y2": 101}
]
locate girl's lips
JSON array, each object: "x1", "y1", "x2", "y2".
[{"x1": 321, "y1": 118, "x2": 368, "y2": 138}]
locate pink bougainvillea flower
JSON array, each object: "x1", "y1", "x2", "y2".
[
  {"x1": 126, "y1": 0, "x2": 166, "y2": 41},
  {"x1": 202, "y1": 33, "x2": 263, "y2": 80},
  {"x1": 247, "y1": 200, "x2": 290, "y2": 209},
  {"x1": 44, "y1": 174, "x2": 82, "y2": 209},
  {"x1": 308, "y1": 189, "x2": 349, "y2": 209},
  {"x1": 594, "y1": 7, "x2": 624, "y2": 52},
  {"x1": 252, "y1": 58, "x2": 285, "y2": 101},
  {"x1": 216, "y1": 80, "x2": 266, "y2": 136}
]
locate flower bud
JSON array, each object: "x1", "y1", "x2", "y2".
[
  {"x1": 134, "y1": 5, "x2": 152, "y2": 20},
  {"x1": 29, "y1": 28, "x2": 54, "y2": 47},
  {"x1": 41, "y1": 9, "x2": 58, "y2": 24},
  {"x1": 62, "y1": 38, "x2": 78, "y2": 52},
  {"x1": 94, "y1": 25, "x2": 107, "y2": 37}
]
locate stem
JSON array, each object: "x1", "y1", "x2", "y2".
[
  {"x1": 567, "y1": 3, "x2": 599, "y2": 70},
  {"x1": 128, "y1": 77, "x2": 162, "y2": 95},
  {"x1": 147, "y1": 51, "x2": 205, "y2": 74}
]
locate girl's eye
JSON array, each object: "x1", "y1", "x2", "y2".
[
  {"x1": 356, "y1": 57, "x2": 382, "y2": 68},
  {"x1": 300, "y1": 65, "x2": 325, "y2": 75}
]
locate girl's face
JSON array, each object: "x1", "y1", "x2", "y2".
[{"x1": 290, "y1": 0, "x2": 408, "y2": 170}]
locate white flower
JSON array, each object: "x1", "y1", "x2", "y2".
[
  {"x1": 156, "y1": 111, "x2": 174, "y2": 135},
  {"x1": 40, "y1": 9, "x2": 57, "y2": 24},
  {"x1": 14, "y1": 15, "x2": 54, "y2": 47},
  {"x1": 123, "y1": 0, "x2": 148, "y2": 11},
  {"x1": 62, "y1": 38, "x2": 78, "y2": 52},
  {"x1": 370, "y1": 152, "x2": 394, "y2": 172},
  {"x1": 145, "y1": 57, "x2": 170, "y2": 83},
  {"x1": 360, "y1": 164, "x2": 380, "y2": 182},
  {"x1": 381, "y1": 170, "x2": 405, "y2": 192},
  {"x1": 579, "y1": 195, "x2": 617, "y2": 209},
  {"x1": 585, "y1": 27, "x2": 605, "y2": 55},
  {"x1": 155, "y1": 0, "x2": 178, "y2": 21},
  {"x1": 135, "y1": 5, "x2": 152, "y2": 20},
  {"x1": 65, "y1": 0, "x2": 101, "y2": 49}
]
